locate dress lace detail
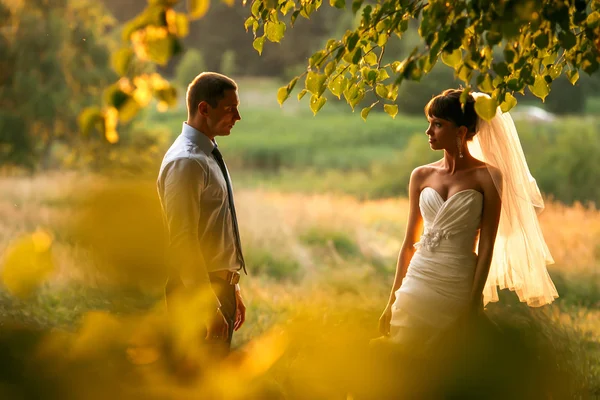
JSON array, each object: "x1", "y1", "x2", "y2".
[{"x1": 414, "y1": 229, "x2": 451, "y2": 251}]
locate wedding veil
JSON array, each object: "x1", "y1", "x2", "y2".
[{"x1": 469, "y1": 93, "x2": 558, "y2": 307}]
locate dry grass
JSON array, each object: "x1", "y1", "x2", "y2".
[{"x1": 0, "y1": 173, "x2": 598, "y2": 398}]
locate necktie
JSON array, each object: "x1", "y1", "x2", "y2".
[{"x1": 212, "y1": 146, "x2": 247, "y2": 274}]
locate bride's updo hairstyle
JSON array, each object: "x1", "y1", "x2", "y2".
[{"x1": 424, "y1": 89, "x2": 479, "y2": 140}]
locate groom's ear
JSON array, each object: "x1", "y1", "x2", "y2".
[{"x1": 198, "y1": 101, "x2": 209, "y2": 117}]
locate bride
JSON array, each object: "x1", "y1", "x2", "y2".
[{"x1": 378, "y1": 89, "x2": 559, "y2": 344}]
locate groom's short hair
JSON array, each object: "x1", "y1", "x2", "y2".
[{"x1": 186, "y1": 72, "x2": 237, "y2": 116}]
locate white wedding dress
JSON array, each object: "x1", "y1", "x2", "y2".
[{"x1": 389, "y1": 187, "x2": 484, "y2": 343}]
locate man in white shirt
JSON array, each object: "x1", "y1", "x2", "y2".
[{"x1": 157, "y1": 72, "x2": 247, "y2": 352}]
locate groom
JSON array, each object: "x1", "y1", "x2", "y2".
[{"x1": 157, "y1": 72, "x2": 247, "y2": 352}]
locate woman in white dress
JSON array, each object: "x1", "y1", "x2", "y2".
[{"x1": 378, "y1": 89, "x2": 558, "y2": 345}]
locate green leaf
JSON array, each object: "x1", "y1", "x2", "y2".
[
  {"x1": 265, "y1": 21, "x2": 286, "y2": 43},
  {"x1": 558, "y1": 31, "x2": 577, "y2": 50},
  {"x1": 78, "y1": 107, "x2": 104, "y2": 136},
  {"x1": 474, "y1": 96, "x2": 498, "y2": 121},
  {"x1": 528, "y1": 75, "x2": 550, "y2": 101},
  {"x1": 309, "y1": 95, "x2": 327, "y2": 115},
  {"x1": 346, "y1": 32, "x2": 359, "y2": 52},
  {"x1": 306, "y1": 72, "x2": 327, "y2": 96},
  {"x1": 188, "y1": 0, "x2": 210, "y2": 20},
  {"x1": 111, "y1": 48, "x2": 133, "y2": 76},
  {"x1": 351, "y1": 0, "x2": 363, "y2": 14},
  {"x1": 492, "y1": 62, "x2": 510, "y2": 77},
  {"x1": 503, "y1": 48, "x2": 516, "y2": 64},
  {"x1": 297, "y1": 89, "x2": 308, "y2": 100},
  {"x1": 477, "y1": 74, "x2": 494, "y2": 93},
  {"x1": 582, "y1": 51, "x2": 600, "y2": 75},
  {"x1": 485, "y1": 30, "x2": 503, "y2": 46},
  {"x1": 328, "y1": 75, "x2": 347, "y2": 98},
  {"x1": 507, "y1": 78, "x2": 523, "y2": 91},
  {"x1": 253, "y1": 36, "x2": 265, "y2": 55},
  {"x1": 351, "y1": 48, "x2": 362, "y2": 64},
  {"x1": 330, "y1": 0, "x2": 345, "y2": 9},
  {"x1": 533, "y1": 32, "x2": 549, "y2": 49},
  {"x1": 457, "y1": 64, "x2": 472, "y2": 83},
  {"x1": 500, "y1": 92, "x2": 517, "y2": 113},
  {"x1": 346, "y1": 87, "x2": 364, "y2": 110},
  {"x1": 383, "y1": 104, "x2": 398, "y2": 119},
  {"x1": 567, "y1": 70, "x2": 580, "y2": 85},
  {"x1": 441, "y1": 49, "x2": 462, "y2": 68}
]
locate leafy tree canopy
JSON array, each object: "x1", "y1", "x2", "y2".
[{"x1": 84, "y1": 0, "x2": 600, "y2": 141}]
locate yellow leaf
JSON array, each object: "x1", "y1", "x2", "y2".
[
  {"x1": 528, "y1": 75, "x2": 550, "y2": 102},
  {"x1": 441, "y1": 48, "x2": 462, "y2": 68},
  {"x1": 309, "y1": 95, "x2": 326, "y2": 115},
  {"x1": 253, "y1": 36, "x2": 265, "y2": 55},
  {"x1": 265, "y1": 21, "x2": 286, "y2": 43},
  {"x1": 2, "y1": 229, "x2": 55, "y2": 298},
  {"x1": 234, "y1": 328, "x2": 289, "y2": 378},
  {"x1": 383, "y1": 104, "x2": 398, "y2": 119},
  {"x1": 474, "y1": 95, "x2": 498, "y2": 121},
  {"x1": 222, "y1": 0, "x2": 235, "y2": 6},
  {"x1": 360, "y1": 106, "x2": 372, "y2": 121},
  {"x1": 277, "y1": 86, "x2": 290, "y2": 106},
  {"x1": 500, "y1": 92, "x2": 517, "y2": 113},
  {"x1": 104, "y1": 107, "x2": 119, "y2": 144},
  {"x1": 188, "y1": 0, "x2": 210, "y2": 20}
]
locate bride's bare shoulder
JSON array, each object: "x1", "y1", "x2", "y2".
[
  {"x1": 411, "y1": 161, "x2": 441, "y2": 182},
  {"x1": 477, "y1": 162, "x2": 503, "y2": 193}
]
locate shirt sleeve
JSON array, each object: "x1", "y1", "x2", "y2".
[{"x1": 161, "y1": 157, "x2": 219, "y2": 306}]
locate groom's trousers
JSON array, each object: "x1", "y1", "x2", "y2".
[{"x1": 164, "y1": 273, "x2": 237, "y2": 352}]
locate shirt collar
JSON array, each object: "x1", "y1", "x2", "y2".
[{"x1": 181, "y1": 122, "x2": 216, "y2": 156}]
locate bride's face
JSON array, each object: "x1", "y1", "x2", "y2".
[{"x1": 425, "y1": 116, "x2": 460, "y2": 151}]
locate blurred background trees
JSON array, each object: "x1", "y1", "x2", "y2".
[
  {"x1": 1, "y1": 0, "x2": 600, "y2": 205},
  {"x1": 0, "y1": 0, "x2": 117, "y2": 170}
]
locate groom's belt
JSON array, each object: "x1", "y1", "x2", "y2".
[{"x1": 209, "y1": 269, "x2": 241, "y2": 285}]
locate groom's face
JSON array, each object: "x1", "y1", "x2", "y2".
[
  {"x1": 425, "y1": 116, "x2": 460, "y2": 151},
  {"x1": 206, "y1": 89, "x2": 241, "y2": 137}
]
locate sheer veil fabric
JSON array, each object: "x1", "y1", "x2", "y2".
[{"x1": 469, "y1": 93, "x2": 558, "y2": 307}]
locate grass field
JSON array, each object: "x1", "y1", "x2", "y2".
[
  {"x1": 136, "y1": 91, "x2": 600, "y2": 205},
  {"x1": 1, "y1": 78, "x2": 599, "y2": 398},
  {"x1": 0, "y1": 173, "x2": 598, "y2": 398}
]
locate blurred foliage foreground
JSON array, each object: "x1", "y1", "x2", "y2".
[{"x1": 0, "y1": 174, "x2": 598, "y2": 399}]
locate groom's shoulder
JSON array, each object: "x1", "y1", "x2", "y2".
[{"x1": 159, "y1": 135, "x2": 210, "y2": 175}]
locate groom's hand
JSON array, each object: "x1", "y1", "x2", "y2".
[
  {"x1": 233, "y1": 285, "x2": 246, "y2": 331},
  {"x1": 206, "y1": 308, "x2": 229, "y2": 340}
]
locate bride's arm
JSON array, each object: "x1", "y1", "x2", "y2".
[
  {"x1": 387, "y1": 167, "x2": 425, "y2": 304},
  {"x1": 378, "y1": 167, "x2": 424, "y2": 335},
  {"x1": 471, "y1": 169, "x2": 503, "y2": 312}
]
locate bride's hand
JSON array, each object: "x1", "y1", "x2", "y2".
[{"x1": 378, "y1": 305, "x2": 393, "y2": 336}]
